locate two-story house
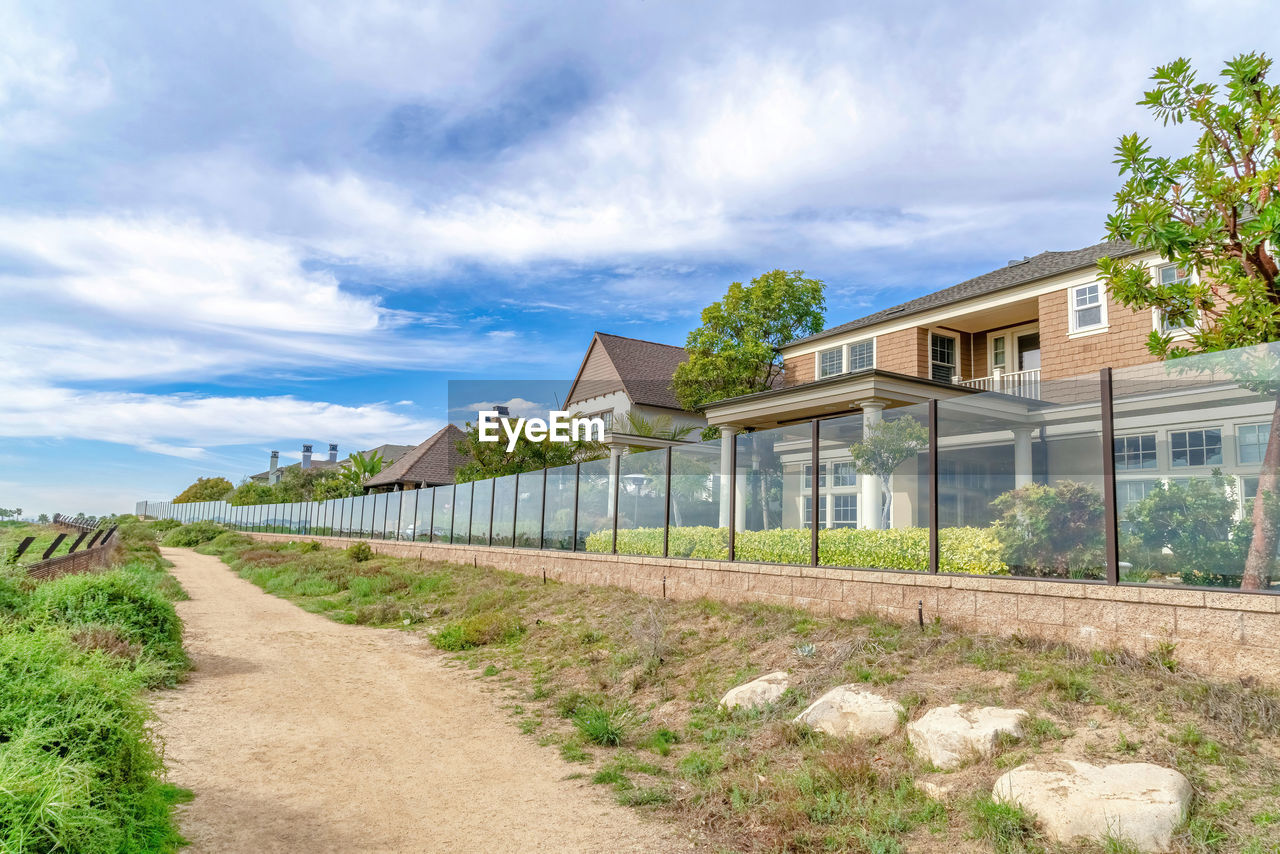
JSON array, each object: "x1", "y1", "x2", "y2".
[{"x1": 703, "y1": 240, "x2": 1270, "y2": 533}]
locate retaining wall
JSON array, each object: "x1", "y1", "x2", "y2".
[
  {"x1": 26, "y1": 541, "x2": 116, "y2": 581},
  {"x1": 249, "y1": 533, "x2": 1280, "y2": 684}
]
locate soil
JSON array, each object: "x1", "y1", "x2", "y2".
[{"x1": 151, "y1": 547, "x2": 691, "y2": 853}]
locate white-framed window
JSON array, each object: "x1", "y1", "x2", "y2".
[
  {"x1": 991, "y1": 336, "x2": 1006, "y2": 370},
  {"x1": 831, "y1": 462, "x2": 857, "y2": 487},
  {"x1": 803, "y1": 495, "x2": 827, "y2": 525},
  {"x1": 930, "y1": 333, "x2": 957, "y2": 383},
  {"x1": 832, "y1": 494, "x2": 858, "y2": 527},
  {"x1": 1155, "y1": 264, "x2": 1195, "y2": 334},
  {"x1": 802, "y1": 463, "x2": 827, "y2": 489},
  {"x1": 1113, "y1": 434, "x2": 1157, "y2": 471},
  {"x1": 1070, "y1": 282, "x2": 1106, "y2": 332},
  {"x1": 818, "y1": 347, "x2": 844, "y2": 378},
  {"x1": 1117, "y1": 479, "x2": 1159, "y2": 523},
  {"x1": 1238, "y1": 423, "x2": 1270, "y2": 465},
  {"x1": 595, "y1": 411, "x2": 613, "y2": 432},
  {"x1": 1170, "y1": 428, "x2": 1222, "y2": 467},
  {"x1": 848, "y1": 339, "x2": 875, "y2": 372}
]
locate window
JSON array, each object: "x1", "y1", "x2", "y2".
[
  {"x1": 1238, "y1": 423, "x2": 1270, "y2": 465},
  {"x1": 803, "y1": 495, "x2": 827, "y2": 525},
  {"x1": 1113, "y1": 434, "x2": 1157, "y2": 470},
  {"x1": 831, "y1": 462, "x2": 857, "y2": 487},
  {"x1": 847, "y1": 339, "x2": 875, "y2": 372},
  {"x1": 1156, "y1": 265, "x2": 1194, "y2": 333},
  {"x1": 1117, "y1": 479, "x2": 1159, "y2": 525},
  {"x1": 1071, "y1": 283, "x2": 1105, "y2": 331},
  {"x1": 1171, "y1": 428, "x2": 1222, "y2": 467},
  {"x1": 595, "y1": 411, "x2": 613, "y2": 432},
  {"x1": 930, "y1": 333, "x2": 957, "y2": 383},
  {"x1": 832, "y1": 495, "x2": 858, "y2": 527},
  {"x1": 992, "y1": 336, "x2": 1006, "y2": 370},
  {"x1": 802, "y1": 463, "x2": 827, "y2": 489},
  {"x1": 818, "y1": 347, "x2": 844, "y2": 378}
]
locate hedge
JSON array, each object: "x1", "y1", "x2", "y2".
[{"x1": 585, "y1": 526, "x2": 1007, "y2": 575}]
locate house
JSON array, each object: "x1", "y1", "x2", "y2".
[
  {"x1": 249, "y1": 442, "x2": 416, "y2": 485},
  {"x1": 701, "y1": 240, "x2": 1270, "y2": 533},
  {"x1": 363, "y1": 425, "x2": 469, "y2": 493}
]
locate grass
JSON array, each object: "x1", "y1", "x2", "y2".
[
  {"x1": 0, "y1": 515, "x2": 190, "y2": 853},
  {"x1": 190, "y1": 525, "x2": 1280, "y2": 853},
  {"x1": 0, "y1": 521, "x2": 97, "y2": 566}
]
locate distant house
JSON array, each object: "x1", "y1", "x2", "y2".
[
  {"x1": 565, "y1": 332, "x2": 707, "y2": 456},
  {"x1": 363, "y1": 425, "x2": 469, "y2": 493},
  {"x1": 249, "y1": 442, "x2": 416, "y2": 485}
]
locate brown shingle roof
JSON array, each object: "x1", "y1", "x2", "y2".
[
  {"x1": 788, "y1": 240, "x2": 1140, "y2": 349},
  {"x1": 363, "y1": 425, "x2": 468, "y2": 489},
  {"x1": 567, "y1": 332, "x2": 689, "y2": 411}
]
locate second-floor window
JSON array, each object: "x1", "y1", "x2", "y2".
[
  {"x1": 818, "y1": 340, "x2": 875, "y2": 379},
  {"x1": 594, "y1": 411, "x2": 613, "y2": 432},
  {"x1": 930, "y1": 333, "x2": 956, "y2": 383},
  {"x1": 1238, "y1": 423, "x2": 1270, "y2": 465},
  {"x1": 1156, "y1": 265, "x2": 1195, "y2": 334},
  {"x1": 818, "y1": 347, "x2": 843, "y2": 378},
  {"x1": 1071, "y1": 283, "x2": 1105, "y2": 331},
  {"x1": 1171, "y1": 428, "x2": 1222, "y2": 467},
  {"x1": 848, "y1": 339, "x2": 874, "y2": 371},
  {"x1": 831, "y1": 461, "x2": 857, "y2": 487},
  {"x1": 991, "y1": 336, "x2": 1006, "y2": 370},
  {"x1": 802, "y1": 463, "x2": 826, "y2": 489},
  {"x1": 1113, "y1": 434, "x2": 1157, "y2": 470}
]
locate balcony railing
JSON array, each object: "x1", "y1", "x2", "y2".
[{"x1": 958, "y1": 368, "x2": 1041, "y2": 399}]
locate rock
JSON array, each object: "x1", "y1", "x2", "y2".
[
  {"x1": 915, "y1": 779, "x2": 958, "y2": 801},
  {"x1": 907, "y1": 704, "x2": 1028, "y2": 769},
  {"x1": 719, "y1": 671, "x2": 790, "y2": 710},
  {"x1": 992, "y1": 760, "x2": 1191, "y2": 852},
  {"x1": 793, "y1": 686, "x2": 903, "y2": 738}
]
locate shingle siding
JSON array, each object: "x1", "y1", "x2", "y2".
[{"x1": 1038, "y1": 289, "x2": 1155, "y2": 381}]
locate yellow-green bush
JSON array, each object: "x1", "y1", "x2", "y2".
[{"x1": 587, "y1": 525, "x2": 1007, "y2": 575}]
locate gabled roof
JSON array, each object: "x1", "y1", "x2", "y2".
[
  {"x1": 788, "y1": 239, "x2": 1141, "y2": 349},
  {"x1": 565, "y1": 332, "x2": 689, "y2": 411},
  {"x1": 363, "y1": 425, "x2": 468, "y2": 488}
]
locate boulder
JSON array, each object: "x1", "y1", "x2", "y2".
[
  {"x1": 719, "y1": 671, "x2": 790, "y2": 710},
  {"x1": 907, "y1": 704, "x2": 1028, "y2": 769},
  {"x1": 993, "y1": 760, "x2": 1191, "y2": 852},
  {"x1": 793, "y1": 686, "x2": 903, "y2": 738}
]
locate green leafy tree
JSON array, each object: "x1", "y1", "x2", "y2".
[
  {"x1": 173, "y1": 476, "x2": 234, "y2": 503},
  {"x1": 991, "y1": 482, "x2": 1106, "y2": 576},
  {"x1": 1124, "y1": 474, "x2": 1253, "y2": 587},
  {"x1": 846, "y1": 416, "x2": 927, "y2": 528},
  {"x1": 228, "y1": 480, "x2": 276, "y2": 506},
  {"x1": 341, "y1": 450, "x2": 385, "y2": 488},
  {"x1": 454, "y1": 418, "x2": 603, "y2": 482},
  {"x1": 1098, "y1": 52, "x2": 1280, "y2": 589},
  {"x1": 36, "y1": 513, "x2": 49, "y2": 524},
  {"x1": 0, "y1": 508, "x2": 21, "y2": 520},
  {"x1": 674, "y1": 269, "x2": 826, "y2": 410}
]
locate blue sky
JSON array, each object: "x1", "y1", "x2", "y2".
[{"x1": 0, "y1": 0, "x2": 1266, "y2": 516}]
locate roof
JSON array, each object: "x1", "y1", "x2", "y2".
[
  {"x1": 249, "y1": 444, "x2": 417, "y2": 481},
  {"x1": 565, "y1": 332, "x2": 690, "y2": 411},
  {"x1": 788, "y1": 239, "x2": 1140, "y2": 349},
  {"x1": 363, "y1": 425, "x2": 468, "y2": 488}
]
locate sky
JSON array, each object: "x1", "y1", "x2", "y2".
[{"x1": 0, "y1": 0, "x2": 1267, "y2": 517}]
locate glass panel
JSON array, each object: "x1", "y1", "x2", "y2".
[
  {"x1": 372, "y1": 493, "x2": 389, "y2": 538},
  {"x1": 735, "y1": 424, "x2": 811, "y2": 565},
  {"x1": 669, "y1": 439, "x2": 725, "y2": 559},
  {"x1": 470, "y1": 478, "x2": 493, "y2": 544},
  {"x1": 1114, "y1": 345, "x2": 1278, "y2": 591},
  {"x1": 577, "y1": 457, "x2": 614, "y2": 552},
  {"x1": 543, "y1": 464, "x2": 577, "y2": 550},
  {"x1": 938, "y1": 374, "x2": 1104, "y2": 579},
  {"x1": 490, "y1": 475, "x2": 517, "y2": 547},
  {"x1": 452, "y1": 482, "x2": 473, "y2": 544},
  {"x1": 617, "y1": 448, "x2": 669, "y2": 556},
  {"x1": 433, "y1": 486, "x2": 454, "y2": 543},
  {"x1": 357, "y1": 495, "x2": 374, "y2": 538},
  {"x1": 515, "y1": 471, "x2": 544, "y2": 548}
]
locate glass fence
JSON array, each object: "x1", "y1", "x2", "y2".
[{"x1": 136, "y1": 343, "x2": 1280, "y2": 594}]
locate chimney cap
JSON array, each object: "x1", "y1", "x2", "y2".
[{"x1": 302, "y1": 443, "x2": 313, "y2": 453}]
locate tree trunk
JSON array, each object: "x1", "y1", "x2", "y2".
[
  {"x1": 878, "y1": 474, "x2": 893, "y2": 528},
  {"x1": 1242, "y1": 392, "x2": 1280, "y2": 590}
]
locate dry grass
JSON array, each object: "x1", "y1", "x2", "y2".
[{"x1": 202, "y1": 533, "x2": 1280, "y2": 854}]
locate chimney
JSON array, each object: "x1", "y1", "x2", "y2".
[
  {"x1": 494, "y1": 405, "x2": 510, "y2": 418},
  {"x1": 302, "y1": 444, "x2": 313, "y2": 469},
  {"x1": 328, "y1": 443, "x2": 339, "y2": 463},
  {"x1": 269, "y1": 450, "x2": 279, "y2": 473}
]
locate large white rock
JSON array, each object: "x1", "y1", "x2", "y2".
[
  {"x1": 793, "y1": 686, "x2": 903, "y2": 738},
  {"x1": 993, "y1": 760, "x2": 1192, "y2": 852},
  {"x1": 907, "y1": 704, "x2": 1028, "y2": 769},
  {"x1": 719, "y1": 671, "x2": 790, "y2": 710}
]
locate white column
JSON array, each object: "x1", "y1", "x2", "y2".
[
  {"x1": 718, "y1": 425, "x2": 737, "y2": 528},
  {"x1": 607, "y1": 444, "x2": 622, "y2": 517},
  {"x1": 859, "y1": 400, "x2": 886, "y2": 529},
  {"x1": 1013, "y1": 427, "x2": 1034, "y2": 488}
]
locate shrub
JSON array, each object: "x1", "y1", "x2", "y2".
[
  {"x1": 347, "y1": 541, "x2": 374, "y2": 562},
  {"x1": 196, "y1": 530, "x2": 254, "y2": 556},
  {"x1": 149, "y1": 518, "x2": 182, "y2": 533},
  {"x1": 1123, "y1": 475, "x2": 1250, "y2": 586},
  {"x1": 0, "y1": 565, "x2": 30, "y2": 617},
  {"x1": 991, "y1": 481, "x2": 1105, "y2": 576},
  {"x1": 27, "y1": 570, "x2": 187, "y2": 684},
  {"x1": 430, "y1": 611, "x2": 524, "y2": 651},
  {"x1": 160, "y1": 520, "x2": 226, "y2": 547}
]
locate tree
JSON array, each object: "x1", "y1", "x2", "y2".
[
  {"x1": 342, "y1": 450, "x2": 385, "y2": 486},
  {"x1": 1097, "y1": 52, "x2": 1280, "y2": 590},
  {"x1": 229, "y1": 480, "x2": 276, "y2": 506},
  {"x1": 173, "y1": 476, "x2": 234, "y2": 503},
  {"x1": 454, "y1": 418, "x2": 604, "y2": 482},
  {"x1": 0, "y1": 508, "x2": 19, "y2": 520},
  {"x1": 674, "y1": 270, "x2": 826, "y2": 410},
  {"x1": 36, "y1": 513, "x2": 49, "y2": 524},
  {"x1": 846, "y1": 416, "x2": 927, "y2": 528}
]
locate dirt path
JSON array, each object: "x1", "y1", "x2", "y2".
[{"x1": 151, "y1": 547, "x2": 691, "y2": 853}]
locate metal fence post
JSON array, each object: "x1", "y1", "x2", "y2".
[
  {"x1": 728, "y1": 432, "x2": 737, "y2": 562},
  {"x1": 928, "y1": 399, "x2": 940, "y2": 574},
  {"x1": 811, "y1": 419, "x2": 820, "y2": 567},
  {"x1": 611, "y1": 454, "x2": 620, "y2": 555},
  {"x1": 663, "y1": 446, "x2": 672, "y2": 558},
  {"x1": 539, "y1": 467, "x2": 547, "y2": 549},
  {"x1": 449, "y1": 484, "x2": 457, "y2": 543},
  {"x1": 571, "y1": 462, "x2": 581, "y2": 552},
  {"x1": 511, "y1": 474, "x2": 520, "y2": 548},
  {"x1": 488, "y1": 479, "x2": 496, "y2": 547},
  {"x1": 1101, "y1": 367, "x2": 1120, "y2": 584}
]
